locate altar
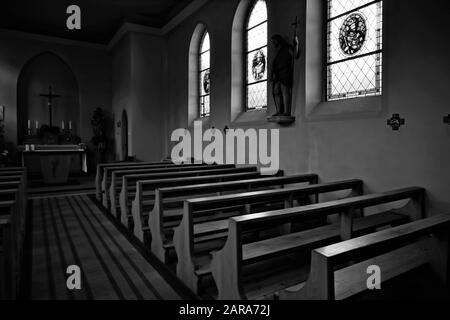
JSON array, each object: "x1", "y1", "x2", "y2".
[{"x1": 19, "y1": 145, "x2": 87, "y2": 185}]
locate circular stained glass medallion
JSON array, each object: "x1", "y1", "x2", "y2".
[
  {"x1": 339, "y1": 13, "x2": 367, "y2": 56},
  {"x1": 203, "y1": 71, "x2": 210, "y2": 94},
  {"x1": 252, "y1": 50, "x2": 266, "y2": 81}
]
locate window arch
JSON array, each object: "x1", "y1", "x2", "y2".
[
  {"x1": 199, "y1": 31, "x2": 211, "y2": 118},
  {"x1": 245, "y1": 0, "x2": 268, "y2": 111},
  {"x1": 326, "y1": 0, "x2": 383, "y2": 101}
]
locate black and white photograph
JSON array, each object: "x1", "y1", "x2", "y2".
[{"x1": 0, "y1": 0, "x2": 450, "y2": 312}]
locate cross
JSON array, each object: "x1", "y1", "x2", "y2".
[
  {"x1": 444, "y1": 115, "x2": 450, "y2": 125},
  {"x1": 292, "y1": 16, "x2": 300, "y2": 31},
  {"x1": 387, "y1": 114, "x2": 405, "y2": 131},
  {"x1": 40, "y1": 86, "x2": 61, "y2": 127}
]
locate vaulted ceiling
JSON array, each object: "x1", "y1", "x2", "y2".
[{"x1": 2, "y1": 0, "x2": 195, "y2": 44}]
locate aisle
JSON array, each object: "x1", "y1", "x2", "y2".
[{"x1": 29, "y1": 194, "x2": 181, "y2": 300}]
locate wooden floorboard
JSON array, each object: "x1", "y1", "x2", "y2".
[{"x1": 30, "y1": 193, "x2": 181, "y2": 300}]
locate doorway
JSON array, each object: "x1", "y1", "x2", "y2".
[{"x1": 121, "y1": 110, "x2": 128, "y2": 161}]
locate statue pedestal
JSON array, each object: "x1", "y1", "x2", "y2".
[{"x1": 267, "y1": 115, "x2": 296, "y2": 125}]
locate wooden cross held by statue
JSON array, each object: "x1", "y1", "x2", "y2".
[
  {"x1": 40, "y1": 86, "x2": 61, "y2": 127},
  {"x1": 292, "y1": 16, "x2": 301, "y2": 60}
]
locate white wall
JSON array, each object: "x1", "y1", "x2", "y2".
[{"x1": 161, "y1": 0, "x2": 450, "y2": 214}]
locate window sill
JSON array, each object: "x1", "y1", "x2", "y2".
[
  {"x1": 305, "y1": 95, "x2": 383, "y2": 122},
  {"x1": 231, "y1": 109, "x2": 269, "y2": 127},
  {"x1": 189, "y1": 116, "x2": 211, "y2": 128}
]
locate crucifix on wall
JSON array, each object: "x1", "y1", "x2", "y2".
[{"x1": 40, "y1": 86, "x2": 61, "y2": 127}]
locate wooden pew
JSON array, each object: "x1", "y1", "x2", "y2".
[
  {"x1": 95, "y1": 161, "x2": 172, "y2": 201},
  {"x1": 150, "y1": 174, "x2": 318, "y2": 263},
  {"x1": 0, "y1": 201, "x2": 19, "y2": 299},
  {"x1": 109, "y1": 164, "x2": 238, "y2": 216},
  {"x1": 127, "y1": 171, "x2": 265, "y2": 232},
  {"x1": 102, "y1": 163, "x2": 219, "y2": 208},
  {"x1": 210, "y1": 187, "x2": 425, "y2": 300},
  {"x1": 0, "y1": 168, "x2": 26, "y2": 172},
  {"x1": 0, "y1": 171, "x2": 26, "y2": 177},
  {"x1": 278, "y1": 214, "x2": 450, "y2": 300},
  {"x1": 100, "y1": 162, "x2": 188, "y2": 205},
  {"x1": 174, "y1": 179, "x2": 365, "y2": 293},
  {"x1": 0, "y1": 175, "x2": 27, "y2": 226}
]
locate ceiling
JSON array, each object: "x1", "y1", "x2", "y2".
[{"x1": 2, "y1": 0, "x2": 195, "y2": 44}]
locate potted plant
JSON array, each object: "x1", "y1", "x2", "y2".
[{"x1": 91, "y1": 107, "x2": 107, "y2": 164}]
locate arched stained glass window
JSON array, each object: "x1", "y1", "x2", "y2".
[
  {"x1": 327, "y1": 0, "x2": 383, "y2": 100},
  {"x1": 199, "y1": 31, "x2": 211, "y2": 118},
  {"x1": 246, "y1": 0, "x2": 268, "y2": 111}
]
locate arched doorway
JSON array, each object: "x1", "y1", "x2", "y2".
[{"x1": 121, "y1": 110, "x2": 128, "y2": 161}]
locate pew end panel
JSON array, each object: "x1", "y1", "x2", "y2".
[
  {"x1": 211, "y1": 220, "x2": 247, "y2": 300},
  {"x1": 173, "y1": 202, "x2": 199, "y2": 292}
]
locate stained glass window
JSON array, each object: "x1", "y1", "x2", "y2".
[
  {"x1": 246, "y1": 0, "x2": 268, "y2": 111},
  {"x1": 199, "y1": 31, "x2": 210, "y2": 117},
  {"x1": 327, "y1": 0, "x2": 383, "y2": 101}
]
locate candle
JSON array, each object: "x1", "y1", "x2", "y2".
[
  {"x1": 28, "y1": 120, "x2": 31, "y2": 129},
  {"x1": 69, "y1": 121, "x2": 72, "y2": 130},
  {"x1": 62, "y1": 121, "x2": 65, "y2": 130},
  {"x1": 35, "y1": 120, "x2": 39, "y2": 129}
]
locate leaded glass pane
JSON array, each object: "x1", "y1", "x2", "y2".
[
  {"x1": 246, "y1": 0, "x2": 267, "y2": 111},
  {"x1": 247, "y1": 0, "x2": 267, "y2": 29},
  {"x1": 200, "y1": 95, "x2": 210, "y2": 118},
  {"x1": 199, "y1": 69, "x2": 211, "y2": 97},
  {"x1": 328, "y1": 0, "x2": 373, "y2": 19},
  {"x1": 200, "y1": 51, "x2": 210, "y2": 72},
  {"x1": 247, "y1": 22, "x2": 267, "y2": 52},
  {"x1": 247, "y1": 47, "x2": 268, "y2": 84},
  {"x1": 200, "y1": 32, "x2": 210, "y2": 53},
  {"x1": 327, "y1": 0, "x2": 383, "y2": 101},
  {"x1": 247, "y1": 82, "x2": 267, "y2": 110}
]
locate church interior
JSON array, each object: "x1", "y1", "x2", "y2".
[{"x1": 0, "y1": 0, "x2": 450, "y2": 301}]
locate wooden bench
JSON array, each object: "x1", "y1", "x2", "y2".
[
  {"x1": 127, "y1": 171, "x2": 265, "y2": 232},
  {"x1": 109, "y1": 164, "x2": 238, "y2": 215},
  {"x1": 100, "y1": 162, "x2": 186, "y2": 205},
  {"x1": 210, "y1": 187, "x2": 425, "y2": 300},
  {"x1": 95, "y1": 161, "x2": 169, "y2": 200},
  {"x1": 0, "y1": 171, "x2": 26, "y2": 177},
  {"x1": 278, "y1": 214, "x2": 450, "y2": 300},
  {"x1": 0, "y1": 168, "x2": 26, "y2": 172},
  {"x1": 0, "y1": 201, "x2": 20, "y2": 300},
  {"x1": 174, "y1": 179, "x2": 365, "y2": 293},
  {"x1": 149, "y1": 174, "x2": 317, "y2": 263}
]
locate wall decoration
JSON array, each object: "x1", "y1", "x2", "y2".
[
  {"x1": 444, "y1": 115, "x2": 450, "y2": 125},
  {"x1": 252, "y1": 50, "x2": 266, "y2": 81},
  {"x1": 339, "y1": 13, "x2": 367, "y2": 56},
  {"x1": 387, "y1": 114, "x2": 405, "y2": 131},
  {"x1": 203, "y1": 70, "x2": 210, "y2": 94},
  {"x1": 267, "y1": 16, "x2": 301, "y2": 125}
]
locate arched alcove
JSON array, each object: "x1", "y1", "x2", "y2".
[{"x1": 17, "y1": 52, "x2": 80, "y2": 144}]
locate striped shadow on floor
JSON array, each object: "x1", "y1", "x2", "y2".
[{"x1": 30, "y1": 194, "x2": 181, "y2": 300}]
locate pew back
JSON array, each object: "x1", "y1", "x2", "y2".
[
  {"x1": 211, "y1": 187, "x2": 425, "y2": 299},
  {"x1": 280, "y1": 214, "x2": 450, "y2": 300}
]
